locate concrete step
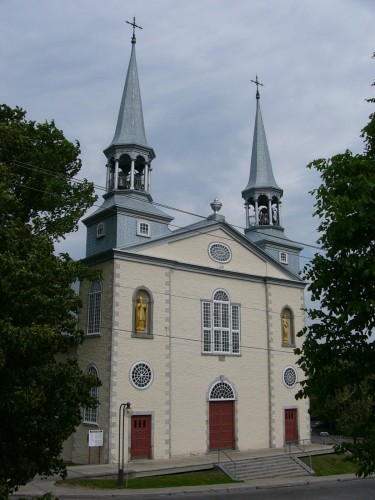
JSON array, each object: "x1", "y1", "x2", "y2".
[{"x1": 217, "y1": 455, "x2": 313, "y2": 481}]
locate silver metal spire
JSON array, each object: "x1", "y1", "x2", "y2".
[
  {"x1": 243, "y1": 79, "x2": 280, "y2": 191},
  {"x1": 109, "y1": 18, "x2": 148, "y2": 148}
]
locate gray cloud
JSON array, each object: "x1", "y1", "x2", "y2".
[{"x1": 1, "y1": 0, "x2": 374, "y2": 262}]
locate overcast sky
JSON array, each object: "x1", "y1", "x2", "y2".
[{"x1": 1, "y1": 0, "x2": 374, "y2": 266}]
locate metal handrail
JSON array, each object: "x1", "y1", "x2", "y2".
[
  {"x1": 217, "y1": 448, "x2": 237, "y2": 479},
  {"x1": 285, "y1": 441, "x2": 313, "y2": 472}
]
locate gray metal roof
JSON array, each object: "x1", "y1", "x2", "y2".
[
  {"x1": 243, "y1": 98, "x2": 281, "y2": 192},
  {"x1": 109, "y1": 41, "x2": 149, "y2": 148},
  {"x1": 84, "y1": 192, "x2": 174, "y2": 224}
]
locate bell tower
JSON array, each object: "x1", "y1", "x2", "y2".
[
  {"x1": 242, "y1": 77, "x2": 302, "y2": 275},
  {"x1": 83, "y1": 18, "x2": 173, "y2": 258},
  {"x1": 103, "y1": 17, "x2": 155, "y2": 197}
]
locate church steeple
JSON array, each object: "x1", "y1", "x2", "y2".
[
  {"x1": 103, "y1": 17, "x2": 155, "y2": 197},
  {"x1": 242, "y1": 78, "x2": 302, "y2": 276},
  {"x1": 242, "y1": 77, "x2": 283, "y2": 229},
  {"x1": 83, "y1": 19, "x2": 173, "y2": 258}
]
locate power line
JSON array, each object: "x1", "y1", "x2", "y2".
[
  {"x1": 11, "y1": 159, "x2": 324, "y2": 260},
  {"x1": 81, "y1": 279, "x2": 308, "y2": 320},
  {"x1": 7, "y1": 161, "x2": 309, "y2": 356},
  {"x1": 79, "y1": 322, "x2": 301, "y2": 357}
]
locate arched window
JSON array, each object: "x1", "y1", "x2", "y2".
[
  {"x1": 134, "y1": 155, "x2": 146, "y2": 191},
  {"x1": 271, "y1": 196, "x2": 280, "y2": 225},
  {"x1": 87, "y1": 281, "x2": 102, "y2": 335},
  {"x1": 281, "y1": 307, "x2": 295, "y2": 346},
  {"x1": 248, "y1": 198, "x2": 256, "y2": 226},
  {"x1": 118, "y1": 154, "x2": 132, "y2": 189},
  {"x1": 257, "y1": 194, "x2": 269, "y2": 226},
  {"x1": 202, "y1": 289, "x2": 240, "y2": 354},
  {"x1": 209, "y1": 381, "x2": 235, "y2": 400},
  {"x1": 133, "y1": 288, "x2": 153, "y2": 336},
  {"x1": 83, "y1": 365, "x2": 99, "y2": 424}
]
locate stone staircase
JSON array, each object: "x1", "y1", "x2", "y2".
[{"x1": 217, "y1": 454, "x2": 314, "y2": 481}]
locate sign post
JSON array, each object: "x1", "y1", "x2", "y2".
[{"x1": 88, "y1": 430, "x2": 103, "y2": 464}]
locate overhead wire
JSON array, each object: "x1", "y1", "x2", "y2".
[
  {"x1": 8, "y1": 159, "x2": 311, "y2": 356},
  {"x1": 78, "y1": 322, "x2": 302, "y2": 358},
  {"x1": 11, "y1": 159, "x2": 323, "y2": 262}
]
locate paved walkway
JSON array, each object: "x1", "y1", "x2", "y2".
[{"x1": 10, "y1": 444, "x2": 371, "y2": 498}]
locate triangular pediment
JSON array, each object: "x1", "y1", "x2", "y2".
[{"x1": 120, "y1": 220, "x2": 302, "y2": 282}]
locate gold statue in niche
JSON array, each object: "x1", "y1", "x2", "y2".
[
  {"x1": 282, "y1": 314, "x2": 289, "y2": 343},
  {"x1": 135, "y1": 296, "x2": 147, "y2": 333}
]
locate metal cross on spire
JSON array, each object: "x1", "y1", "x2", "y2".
[
  {"x1": 126, "y1": 16, "x2": 143, "y2": 44},
  {"x1": 251, "y1": 75, "x2": 263, "y2": 99}
]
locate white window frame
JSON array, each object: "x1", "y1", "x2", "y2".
[
  {"x1": 96, "y1": 222, "x2": 106, "y2": 238},
  {"x1": 87, "y1": 281, "x2": 102, "y2": 335},
  {"x1": 202, "y1": 289, "x2": 240, "y2": 355},
  {"x1": 137, "y1": 220, "x2": 150, "y2": 238},
  {"x1": 83, "y1": 365, "x2": 99, "y2": 424},
  {"x1": 279, "y1": 251, "x2": 288, "y2": 264}
]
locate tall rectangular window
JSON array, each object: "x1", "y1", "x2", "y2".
[
  {"x1": 201, "y1": 290, "x2": 241, "y2": 355},
  {"x1": 202, "y1": 301, "x2": 212, "y2": 353},
  {"x1": 231, "y1": 305, "x2": 240, "y2": 354},
  {"x1": 87, "y1": 281, "x2": 102, "y2": 335}
]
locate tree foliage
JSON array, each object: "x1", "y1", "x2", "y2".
[
  {"x1": 296, "y1": 67, "x2": 375, "y2": 476},
  {"x1": 0, "y1": 105, "x2": 100, "y2": 497}
]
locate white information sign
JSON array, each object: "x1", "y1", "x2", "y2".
[{"x1": 88, "y1": 429, "x2": 103, "y2": 447}]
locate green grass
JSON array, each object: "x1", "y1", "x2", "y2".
[
  {"x1": 60, "y1": 454, "x2": 358, "y2": 490},
  {"x1": 60, "y1": 468, "x2": 238, "y2": 490},
  {"x1": 301, "y1": 453, "x2": 358, "y2": 476}
]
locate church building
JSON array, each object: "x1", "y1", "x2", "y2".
[{"x1": 63, "y1": 22, "x2": 310, "y2": 465}]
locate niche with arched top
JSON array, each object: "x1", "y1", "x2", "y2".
[
  {"x1": 281, "y1": 306, "x2": 295, "y2": 346},
  {"x1": 132, "y1": 287, "x2": 153, "y2": 338}
]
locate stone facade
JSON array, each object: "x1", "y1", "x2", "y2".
[{"x1": 64, "y1": 226, "x2": 309, "y2": 464}]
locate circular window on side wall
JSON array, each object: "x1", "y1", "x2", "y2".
[
  {"x1": 208, "y1": 242, "x2": 232, "y2": 264},
  {"x1": 130, "y1": 362, "x2": 153, "y2": 390},
  {"x1": 283, "y1": 366, "x2": 297, "y2": 388}
]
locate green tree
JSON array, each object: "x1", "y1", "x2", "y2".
[
  {"x1": 0, "y1": 105, "x2": 100, "y2": 497},
  {"x1": 295, "y1": 69, "x2": 375, "y2": 476}
]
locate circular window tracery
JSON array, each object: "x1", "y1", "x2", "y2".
[
  {"x1": 283, "y1": 366, "x2": 297, "y2": 388},
  {"x1": 209, "y1": 381, "x2": 235, "y2": 400},
  {"x1": 208, "y1": 242, "x2": 232, "y2": 263},
  {"x1": 130, "y1": 362, "x2": 153, "y2": 389}
]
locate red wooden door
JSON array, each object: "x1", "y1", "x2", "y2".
[
  {"x1": 131, "y1": 415, "x2": 151, "y2": 459},
  {"x1": 285, "y1": 409, "x2": 298, "y2": 442},
  {"x1": 209, "y1": 401, "x2": 234, "y2": 450}
]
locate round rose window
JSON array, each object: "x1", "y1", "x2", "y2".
[
  {"x1": 130, "y1": 362, "x2": 153, "y2": 389},
  {"x1": 283, "y1": 366, "x2": 297, "y2": 388},
  {"x1": 208, "y1": 242, "x2": 231, "y2": 263}
]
